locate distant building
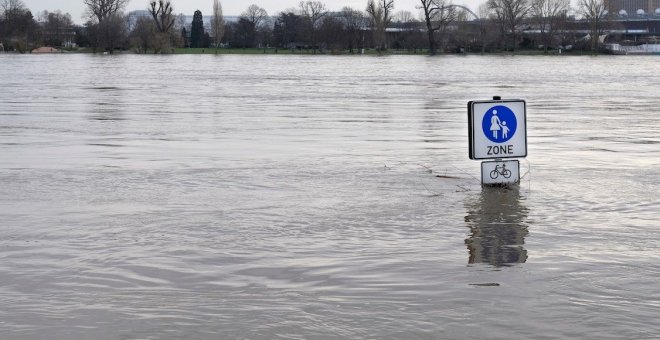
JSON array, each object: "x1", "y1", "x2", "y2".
[
  {"x1": 605, "y1": 0, "x2": 660, "y2": 17},
  {"x1": 127, "y1": 10, "x2": 239, "y2": 32},
  {"x1": 126, "y1": 10, "x2": 151, "y2": 29},
  {"x1": 127, "y1": 10, "x2": 243, "y2": 44}
]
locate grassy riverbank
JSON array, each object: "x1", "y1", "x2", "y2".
[
  {"x1": 49, "y1": 46, "x2": 596, "y2": 56},
  {"x1": 170, "y1": 47, "x2": 577, "y2": 56},
  {"x1": 172, "y1": 47, "x2": 407, "y2": 55}
]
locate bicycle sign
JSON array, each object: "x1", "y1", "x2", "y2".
[
  {"x1": 481, "y1": 160, "x2": 519, "y2": 185},
  {"x1": 490, "y1": 163, "x2": 512, "y2": 179}
]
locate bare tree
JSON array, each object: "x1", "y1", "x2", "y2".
[
  {"x1": 299, "y1": 1, "x2": 327, "y2": 51},
  {"x1": 577, "y1": 0, "x2": 607, "y2": 52},
  {"x1": 394, "y1": 10, "x2": 414, "y2": 23},
  {"x1": 339, "y1": 7, "x2": 367, "y2": 53},
  {"x1": 1, "y1": 0, "x2": 25, "y2": 19},
  {"x1": 95, "y1": 13, "x2": 127, "y2": 53},
  {"x1": 83, "y1": 0, "x2": 128, "y2": 53},
  {"x1": 39, "y1": 10, "x2": 75, "y2": 47},
  {"x1": 1, "y1": 0, "x2": 28, "y2": 29},
  {"x1": 530, "y1": 0, "x2": 569, "y2": 53},
  {"x1": 366, "y1": 0, "x2": 394, "y2": 51},
  {"x1": 1, "y1": 0, "x2": 39, "y2": 52},
  {"x1": 241, "y1": 4, "x2": 270, "y2": 48},
  {"x1": 83, "y1": 0, "x2": 128, "y2": 23},
  {"x1": 211, "y1": 0, "x2": 225, "y2": 49},
  {"x1": 147, "y1": 0, "x2": 175, "y2": 53},
  {"x1": 129, "y1": 16, "x2": 155, "y2": 53},
  {"x1": 318, "y1": 15, "x2": 344, "y2": 51},
  {"x1": 477, "y1": 2, "x2": 492, "y2": 19},
  {"x1": 242, "y1": 4, "x2": 268, "y2": 29},
  {"x1": 475, "y1": 2, "x2": 500, "y2": 51},
  {"x1": 488, "y1": 0, "x2": 530, "y2": 51},
  {"x1": 148, "y1": 1, "x2": 174, "y2": 33},
  {"x1": 418, "y1": 0, "x2": 457, "y2": 55}
]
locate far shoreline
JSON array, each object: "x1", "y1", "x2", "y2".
[{"x1": 5, "y1": 47, "x2": 621, "y2": 56}]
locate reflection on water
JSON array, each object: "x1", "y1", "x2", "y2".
[{"x1": 465, "y1": 186, "x2": 528, "y2": 267}]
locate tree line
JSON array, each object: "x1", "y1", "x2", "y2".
[{"x1": 0, "y1": 0, "x2": 625, "y2": 54}]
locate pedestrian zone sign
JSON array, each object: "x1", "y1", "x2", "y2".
[{"x1": 468, "y1": 99, "x2": 527, "y2": 160}]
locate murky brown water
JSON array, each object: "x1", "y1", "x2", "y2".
[{"x1": 1, "y1": 54, "x2": 659, "y2": 339}]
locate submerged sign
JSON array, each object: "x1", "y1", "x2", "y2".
[
  {"x1": 468, "y1": 99, "x2": 527, "y2": 160},
  {"x1": 481, "y1": 160, "x2": 520, "y2": 186}
]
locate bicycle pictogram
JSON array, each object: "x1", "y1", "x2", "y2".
[{"x1": 490, "y1": 163, "x2": 512, "y2": 179}]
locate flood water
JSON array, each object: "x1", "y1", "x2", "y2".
[{"x1": 1, "y1": 54, "x2": 659, "y2": 339}]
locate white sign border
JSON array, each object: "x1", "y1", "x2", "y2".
[
  {"x1": 481, "y1": 160, "x2": 520, "y2": 186},
  {"x1": 468, "y1": 99, "x2": 528, "y2": 160}
]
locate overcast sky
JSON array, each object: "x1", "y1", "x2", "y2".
[{"x1": 21, "y1": 0, "x2": 483, "y2": 24}]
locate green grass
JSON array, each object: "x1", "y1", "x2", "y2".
[
  {"x1": 174, "y1": 47, "x2": 279, "y2": 54},
  {"x1": 67, "y1": 46, "x2": 601, "y2": 56},
  {"x1": 173, "y1": 47, "x2": 322, "y2": 55},
  {"x1": 171, "y1": 47, "x2": 425, "y2": 55},
  {"x1": 171, "y1": 47, "x2": 587, "y2": 56}
]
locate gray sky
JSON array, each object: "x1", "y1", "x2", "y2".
[{"x1": 22, "y1": 0, "x2": 483, "y2": 24}]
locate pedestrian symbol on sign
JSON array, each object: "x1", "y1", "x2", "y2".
[
  {"x1": 481, "y1": 105, "x2": 517, "y2": 143},
  {"x1": 468, "y1": 98, "x2": 527, "y2": 161}
]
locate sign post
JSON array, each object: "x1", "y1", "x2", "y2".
[{"x1": 468, "y1": 97, "x2": 527, "y2": 186}]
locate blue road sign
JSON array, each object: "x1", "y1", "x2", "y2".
[
  {"x1": 481, "y1": 105, "x2": 517, "y2": 143},
  {"x1": 468, "y1": 99, "x2": 527, "y2": 160}
]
